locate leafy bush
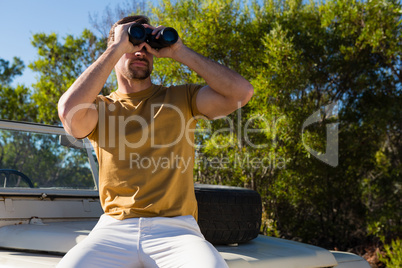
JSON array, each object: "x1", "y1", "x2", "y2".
[{"x1": 378, "y1": 239, "x2": 402, "y2": 268}]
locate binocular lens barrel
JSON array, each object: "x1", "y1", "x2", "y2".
[
  {"x1": 162, "y1": 30, "x2": 178, "y2": 43},
  {"x1": 127, "y1": 23, "x2": 147, "y2": 45},
  {"x1": 127, "y1": 23, "x2": 179, "y2": 49}
]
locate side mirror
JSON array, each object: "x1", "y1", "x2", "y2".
[{"x1": 59, "y1": 135, "x2": 84, "y2": 149}]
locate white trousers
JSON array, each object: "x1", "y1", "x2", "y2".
[{"x1": 57, "y1": 214, "x2": 228, "y2": 268}]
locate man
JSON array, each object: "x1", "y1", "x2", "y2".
[{"x1": 57, "y1": 15, "x2": 253, "y2": 268}]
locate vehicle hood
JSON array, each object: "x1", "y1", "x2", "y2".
[
  {"x1": 216, "y1": 236, "x2": 338, "y2": 267},
  {"x1": 0, "y1": 221, "x2": 96, "y2": 254},
  {"x1": 0, "y1": 221, "x2": 338, "y2": 267}
]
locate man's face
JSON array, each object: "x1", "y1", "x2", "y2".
[{"x1": 116, "y1": 47, "x2": 153, "y2": 81}]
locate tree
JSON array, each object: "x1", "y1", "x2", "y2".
[
  {"x1": 144, "y1": 0, "x2": 401, "y2": 249},
  {"x1": 0, "y1": 57, "x2": 36, "y2": 121},
  {"x1": 12, "y1": 0, "x2": 399, "y2": 252},
  {"x1": 0, "y1": 57, "x2": 24, "y2": 85},
  {"x1": 29, "y1": 29, "x2": 108, "y2": 124},
  {"x1": 0, "y1": 84, "x2": 36, "y2": 121}
]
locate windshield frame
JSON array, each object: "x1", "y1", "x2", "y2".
[{"x1": 0, "y1": 120, "x2": 99, "y2": 197}]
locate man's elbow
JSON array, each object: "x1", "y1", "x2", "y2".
[
  {"x1": 239, "y1": 82, "x2": 254, "y2": 107},
  {"x1": 57, "y1": 101, "x2": 73, "y2": 135},
  {"x1": 57, "y1": 98, "x2": 76, "y2": 127},
  {"x1": 58, "y1": 100, "x2": 68, "y2": 123},
  {"x1": 57, "y1": 99, "x2": 84, "y2": 138}
]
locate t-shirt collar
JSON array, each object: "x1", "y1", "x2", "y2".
[{"x1": 113, "y1": 84, "x2": 158, "y2": 100}]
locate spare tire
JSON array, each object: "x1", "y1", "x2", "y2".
[{"x1": 195, "y1": 184, "x2": 262, "y2": 245}]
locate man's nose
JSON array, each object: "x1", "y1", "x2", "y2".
[{"x1": 134, "y1": 47, "x2": 147, "y2": 57}]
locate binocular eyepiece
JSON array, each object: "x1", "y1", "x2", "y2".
[{"x1": 127, "y1": 23, "x2": 179, "y2": 49}]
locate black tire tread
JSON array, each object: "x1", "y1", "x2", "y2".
[{"x1": 195, "y1": 185, "x2": 262, "y2": 245}]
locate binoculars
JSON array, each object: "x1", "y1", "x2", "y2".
[{"x1": 127, "y1": 23, "x2": 179, "y2": 49}]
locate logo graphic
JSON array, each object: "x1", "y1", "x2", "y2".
[{"x1": 302, "y1": 102, "x2": 339, "y2": 167}]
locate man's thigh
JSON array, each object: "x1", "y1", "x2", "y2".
[
  {"x1": 57, "y1": 215, "x2": 141, "y2": 268},
  {"x1": 57, "y1": 215, "x2": 228, "y2": 268},
  {"x1": 140, "y1": 216, "x2": 228, "y2": 268}
]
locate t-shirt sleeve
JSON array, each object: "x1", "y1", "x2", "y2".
[
  {"x1": 187, "y1": 84, "x2": 208, "y2": 118},
  {"x1": 83, "y1": 95, "x2": 102, "y2": 140}
]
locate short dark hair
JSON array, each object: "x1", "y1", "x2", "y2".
[{"x1": 107, "y1": 15, "x2": 150, "y2": 47}]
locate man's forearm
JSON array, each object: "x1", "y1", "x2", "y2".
[
  {"x1": 59, "y1": 45, "x2": 123, "y2": 117},
  {"x1": 58, "y1": 44, "x2": 124, "y2": 137},
  {"x1": 172, "y1": 45, "x2": 253, "y2": 104}
]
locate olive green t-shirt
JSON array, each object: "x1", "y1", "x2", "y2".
[{"x1": 88, "y1": 84, "x2": 203, "y2": 220}]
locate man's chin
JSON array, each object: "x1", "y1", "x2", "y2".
[
  {"x1": 133, "y1": 75, "x2": 150, "y2": 81},
  {"x1": 126, "y1": 69, "x2": 151, "y2": 80}
]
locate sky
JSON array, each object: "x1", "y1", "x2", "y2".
[{"x1": 0, "y1": 0, "x2": 143, "y2": 86}]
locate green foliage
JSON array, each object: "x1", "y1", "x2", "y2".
[
  {"x1": 1, "y1": 29, "x2": 109, "y2": 125},
  {"x1": 151, "y1": 0, "x2": 253, "y2": 85},
  {"x1": 378, "y1": 239, "x2": 402, "y2": 268},
  {"x1": 0, "y1": 129, "x2": 95, "y2": 189},
  {"x1": 0, "y1": 57, "x2": 24, "y2": 85},
  {"x1": 0, "y1": 56, "x2": 36, "y2": 122},
  {"x1": 0, "y1": 84, "x2": 37, "y2": 121},
  {"x1": 29, "y1": 29, "x2": 108, "y2": 124},
  {"x1": 0, "y1": 0, "x2": 400, "y2": 252},
  {"x1": 148, "y1": 0, "x2": 401, "y2": 249}
]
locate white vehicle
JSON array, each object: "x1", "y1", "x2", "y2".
[{"x1": 0, "y1": 120, "x2": 370, "y2": 267}]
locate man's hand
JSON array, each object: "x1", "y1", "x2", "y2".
[
  {"x1": 141, "y1": 24, "x2": 185, "y2": 59},
  {"x1": 113, "y1": 22, "x2": 149, "y2": 55},
  {"x1": 140, "y1": 24, "x2": 254, "y2": 120},
  {"x1": 59, "y1": 21, "x2": 154, "y2": 139}
]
